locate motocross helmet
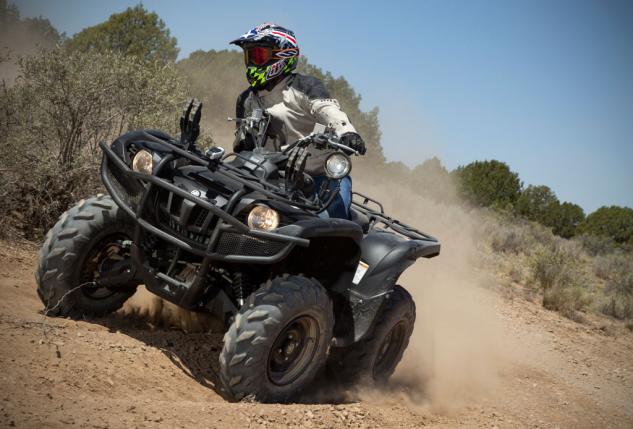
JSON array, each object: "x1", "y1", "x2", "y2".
[{"x1": 230, "y1": 23, "x2": 300, "y2": 90}]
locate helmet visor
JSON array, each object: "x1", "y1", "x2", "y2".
[{"x1": 244, "y1": 46, "x2": 273, "y2": 66}]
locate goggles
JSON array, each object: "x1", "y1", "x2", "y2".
[{"x1": 244, "y1": 46, "x2": 298, "y2": 66}]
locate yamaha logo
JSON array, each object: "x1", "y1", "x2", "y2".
[{"x1": 190, "y1": 189, "x2": 202, "y2": 197}]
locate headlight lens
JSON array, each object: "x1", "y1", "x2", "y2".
[
  {"x1": 247, "y1": 205, "x2": 280, "y2": 231},
  {"x1": 132, "y1": 150, "x2": 153, "y2": 175},
  {"x1": 325, "y1": 153, "x2": 351, "y2": 179}
]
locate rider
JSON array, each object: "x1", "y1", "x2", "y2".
[{"x1": 230, "y1": 23, "x2": 366, "y2": 220}]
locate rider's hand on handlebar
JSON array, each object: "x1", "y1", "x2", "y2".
[{"x1": 339, "y1": 132, "x2": 366, "y2": 155}]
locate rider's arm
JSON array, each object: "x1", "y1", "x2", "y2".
[
  {"x1": 293, "y1": 76, "x2": 357, "y2": 136},
  {"x1": 293, "y1": 75, "x2": 366, "y2": 154},
  {"x1": 309, "y1": 98, "x2": 357, "y2": 136}
]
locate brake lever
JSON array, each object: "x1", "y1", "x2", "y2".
[{"x1": 327, "y1": 140, "x2": 360, "y2": 156}]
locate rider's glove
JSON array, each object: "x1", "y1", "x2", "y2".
[{"x1": 339, "y1": 132, "x2": 367, "y2": 155}]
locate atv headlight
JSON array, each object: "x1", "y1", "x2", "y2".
[
  {"x1": 132, "y1": 150, "x2": 153, "y2": 175},
  {"x1": 247, "y1": 205, "x2": 279, "y2": 231},
  {"x1": 325, "y1": 153, "x2": 351, "y2": 179}
]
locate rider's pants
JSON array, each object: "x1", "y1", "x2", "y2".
[{"x1": 313, "y1": 175, "x2": 352, "y2": 220}]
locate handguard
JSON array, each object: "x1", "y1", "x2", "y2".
[{"x1": 180, "y1": 98, "x2": 202, "y2": 150}]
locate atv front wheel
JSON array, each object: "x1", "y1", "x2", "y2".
[
  {"x1": 219, "y1": 275, "x2": 334, "y2": 402},
  {"x1": 36, "y1": 194, "x2": 138, "y2": 318},
  {"x1": 328, "y1": 285, "x2": 415, "y2": 385}
]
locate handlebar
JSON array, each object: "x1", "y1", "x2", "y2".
[{"x1": 281, "y1": 132, "x2": 359, "y2": 156}]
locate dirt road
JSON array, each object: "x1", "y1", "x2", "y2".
[{"x1": 1, "y1": 240, "x2": 632, "y2": 428}]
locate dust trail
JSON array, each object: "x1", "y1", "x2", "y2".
[
  {"x1": 122, "y1": 287, "x2": 223, "y2": 333},
  {"x1": 352, "y1": 169, "x2": 508, "y2": 413},
  {"x1": 0, "y1": 13, "x2": 58, "y2": 84}
]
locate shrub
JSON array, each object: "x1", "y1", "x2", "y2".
[
  {"x1": 490, "y1": 225, "x2": 528, "y2": 254},
  {"x1": 530, "y1": 243, "x2": 593, "y2": 320},
  {"x1": 0, "y1": 47, "x2": 185, "y2": 239},
  {"x1": 593, "y1": 253, "x2": 631, "y2": 281},
  {"x1": 598, "y1": 256, "x2": 633, "y2": 320},
  {"x1": 576, "y1": 233, "x2": 619, "y2": 256}
]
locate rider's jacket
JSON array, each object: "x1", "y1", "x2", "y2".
[{"x1": 234, "y1": 73, "x2": 357, "y2": 175}]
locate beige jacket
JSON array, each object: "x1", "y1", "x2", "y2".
[{"x1": 234, "y1": 73, "x2": 357, "y2": 175}]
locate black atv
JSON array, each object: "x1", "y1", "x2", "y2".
[{"x1": 36, "y1": 99, "x2": 440, "y2": 402}]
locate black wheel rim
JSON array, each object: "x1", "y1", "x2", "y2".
[
  {"x1": 79, "y1": 234, "x2": 131, "y2": 299},
  {"x1": 267, "y1": 316, "x2": 320, "y2": 386},
  {"x1": 373, "y1": 321, "x2": 407, "y2": 380}
]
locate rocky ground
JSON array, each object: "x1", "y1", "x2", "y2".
[{"x1": 1, "y1": 240, "x2": 632, "y2": 428}]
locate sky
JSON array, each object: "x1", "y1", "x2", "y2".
[{"x1": 13, "y1": 0, "x2": 633, "y2": 213}]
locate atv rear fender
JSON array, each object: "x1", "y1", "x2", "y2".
[
  {"x1": 338, "y1": 230, "x2": 439, "y2": 344},
  {"x1": 353, "y1": 231, "x2": 439, "y2": 299}
]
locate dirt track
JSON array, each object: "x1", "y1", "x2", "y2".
[{"x1": 1, "y1": 240, "x2": 632, "y2": 428}]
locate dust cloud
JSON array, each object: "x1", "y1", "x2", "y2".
[
  {"x1": 122, "y1": 287, "x2": 222, "y2": 333},
  {"x1": 0, "y1": 20, "x2": 54, "y2": 84},
  {"x1": 352, "y1": 168, "x2": 508, "y2": 413}
]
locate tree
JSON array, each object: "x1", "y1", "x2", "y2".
[
  {"x1": 65, "y1": 4, "x2": 178, "y2": 64},
  {"x1": 453, "y1": 160, "x2": 522, "y2": 208},
  {"x1": 515, "y1": 185, "x2": 559, "y2": 223},
  {"x1": 544, "y1": 202, "x2": 585, "y2": 238},
  {"x1": 579, "y1": 206, "x2": 633, "y2": 245}
]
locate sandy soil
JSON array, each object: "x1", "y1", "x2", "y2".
[{"x1": 1, "y1": 240, "x2": 632, "y2": 429}]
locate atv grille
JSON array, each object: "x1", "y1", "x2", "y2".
[
  {"x1": 165, "y1": 216, "x2": 211, "y2": 245},
  {"x1": 215, "y1": 232, "x2": 286, "y2": 257}
]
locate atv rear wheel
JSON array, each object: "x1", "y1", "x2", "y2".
[
  {"x1": 219, "y1": 275, "x2": 333, "y2": 402},
  {"x1": 36, "y1": 194, "x2": 138, "y2": 318},
  {"x1": 328, "y1": 285, "x2": 415, "y2": 385}
]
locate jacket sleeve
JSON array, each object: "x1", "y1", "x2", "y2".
[
  {"x1": 310, "y1": 98, "x2": 357, "y2": 136},
  {"x1": 293, "y1": 75, "x2": 357, "y2": 136}
]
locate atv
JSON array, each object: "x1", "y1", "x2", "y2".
[{"x1": 36, "y1": 99, "x2": 440, "y2": 402}]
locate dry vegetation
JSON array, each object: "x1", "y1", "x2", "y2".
[{"x1": 480, "y1": 212, "x2": 633, "y2": 327}]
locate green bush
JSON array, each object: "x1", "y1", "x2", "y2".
[
  {"x1": 545, "y1": 202, "x2": 585, "y2": 239},
  {"x1": 454, "y1": 160, "x2": 522, "y2": 209},
  {"x1": 579, "y1": 206, "x2": 633, "y2": 245}
]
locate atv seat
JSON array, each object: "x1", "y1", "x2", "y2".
[{"x1": 350, "y1": 208, "x2": 370, "y2": 233}]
